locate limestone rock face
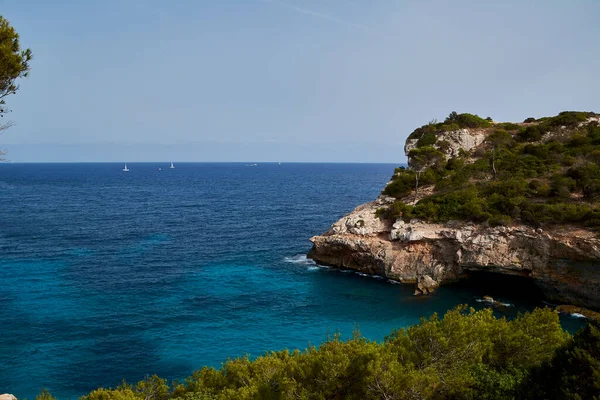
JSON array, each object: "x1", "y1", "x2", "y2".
[
  {"x1": 326, "y1": 196, "x2": 395, "y2": 237},
  {"x1": 404, "y1": 128, "x2": 487, "y2": 160},
  {"x1": 1, "y1": 394, "x2": 17, "y2": 400},
  {"x1": 308, "y1": 201, "x2": 600, "y2": 308}
]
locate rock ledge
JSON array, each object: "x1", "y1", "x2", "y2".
[{"x1": 308, "y1": 197, "x2": 600, "y2": 309}]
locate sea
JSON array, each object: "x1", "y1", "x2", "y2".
[{"x1": 0, "y1": 163, "x2": 586, "y2": 399}]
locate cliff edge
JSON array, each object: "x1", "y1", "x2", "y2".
[{"x1": 308, "y1": 111, "x2": 600, "y2": 309}]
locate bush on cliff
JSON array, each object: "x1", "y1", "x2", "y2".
[
  {"x1": 407, "y1": 112, "x2": 492, "y2": 149},
  {"x1": 444, "y1": 111, "x2": 492, "y2": 129},
  {"x1": 60, "y1": 306, "x2": 586, "y2": 400}
]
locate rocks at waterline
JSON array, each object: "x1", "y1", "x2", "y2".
[
  {"x1": 556, "y1": 305, "x2": 600, "y2": 322},
  {"x1": 414, "y1": 275, "x2": 439, "y2": 295}
]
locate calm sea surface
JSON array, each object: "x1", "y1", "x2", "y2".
[{"x1": 0, "y1": 163, "x2": 585, "y2": 398}]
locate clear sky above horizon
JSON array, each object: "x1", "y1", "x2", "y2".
[{"x1": 1, "y1": 0, "x2": 599, "y2": 162}]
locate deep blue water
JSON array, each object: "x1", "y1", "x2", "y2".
[{"x1": 0, "y1": 163, "x2": 586, "y2": 399}]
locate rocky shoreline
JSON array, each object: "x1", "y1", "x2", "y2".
[
  {"x1": 308, "y1": 113, "x2": 600, "y2": 310},
  {"x1": 308, "y1": 193, "x2": 600, "y2": 310}
]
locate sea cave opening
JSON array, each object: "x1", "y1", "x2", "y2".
[{"x1": 446, "y1": 270, "x2": 547, "y2": 306}]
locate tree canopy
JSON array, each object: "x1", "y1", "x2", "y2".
[{"x1": 0, "y1": 14, "x2": 32, "y2": 118}]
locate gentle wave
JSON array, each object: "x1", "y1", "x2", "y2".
[
  {"x1": 285, "y1": 257, "x2": 391, "y2": 282},
  {"x1": 571, "y1": 313, "x2": 587, "y2": 319},
  {"x1": 475, "y1": 298, "x2": 513, "y2": 307},
  {"x1": 348, "y1": 271, "x2": 387, "y2": 281},
  {"x1": 283, "y1": 254, "x2": 316, "y2": 265}
]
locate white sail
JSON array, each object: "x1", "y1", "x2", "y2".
[
  {"x1": 123, "y1": 163, "x2": 129, "y2": 172},
  {"x1": 170, "y1": 162, "x2": 175, "y2": 169}
]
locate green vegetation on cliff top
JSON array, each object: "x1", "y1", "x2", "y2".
[
  {"x1": 33, "y1": 307, "x2": 600, "y2": 400},
  {"x1": 379, "y1": 111, "x2": 600, "y2": 229}
]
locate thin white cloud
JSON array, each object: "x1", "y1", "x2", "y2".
[{"x1": 260, "y1": 0, "x2": 372, "y2": 33}]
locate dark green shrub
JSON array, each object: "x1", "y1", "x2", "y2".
[
  {"x1": 567, "y1": 163, "x2": 600, "y2": 200},
  {"x1": 561, "y1": 155, "x2": 575, "y2": 166},
  {"x1": 446, "y1": 157, "x2": 465, "y2": 171},
  {"x1": 412, "y1": 187, "x2": 491, "y2": 222},
  {"x1": 585, "y1": 122, "x2": 600, "y2": 144},
  {"x1": 489, "y1": 214, "x2": 512, "y2": 226},
  {"x1": 569, "y1": 133, "x2": 591, "y2": 147},
  {"x1": 376, "y1": 201, "x2": 414, "y2": 220},
  {"x1": 519, "y1": 322, "x2": 600, "y2": 399},
  {"x1": 437, "y1": 140, "x2": 452, "y2": 154},
  {"x1": 440, "y1": 123, "x2": 460, "y2": 132},
  {"x1": 586, "y1": 209, "x2": 600, "y2": 227},
  {"x1": 486, "y1": 193, "x2": 522, "y2": 217},
  {"x1": 495, "y1": 122, "x2": 521, "y2": 131},
  {"x1": 417, "y1": 132, "x2": 437, "y2": 147},
  {"x1": 518, "y1": 125, "x2": 544, "y2": 142},
  {"x1": 383, "y1": 174, "x2": 414, "y2": 198},
  {"x1": 445, "y1": 111, "x2": 492, "y2": 129},
  {"x1": 550, "y1": 176, "x2": 576, "y2": 199},
  {"x1": 408, "y1": 122, "x2": 438, "y2": 141},
  {"x1": 527, "y1": 180, "x2": 551, "y2": 197},
  {"x1": 523, "y1": 144, "x2": 550, "y2": 159},
  {"x1": 545, "y1": 111, "x2": 593, "y2": 128},
  {"x1": 35, "y1": 389, "x2": 56, "y2": 400},
  {"x1": 546, "y1": 140, "x2": 565, "y2": 153}
]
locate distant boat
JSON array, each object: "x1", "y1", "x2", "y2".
[
  {"x1": 170, "y1": 162, "x2": 175, "y2": 169},
  {"x1": 123, "y1": 163, "x2": 129, "y2": 172}
]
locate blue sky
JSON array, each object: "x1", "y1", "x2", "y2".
[{"x1": 1, "y1": 0, "x2": 599, "y2": 162}]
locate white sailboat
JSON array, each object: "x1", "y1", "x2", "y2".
[
  {"x1": 170, "y1": 161, "x2": 175, "y2": 169},
  {"x1": 123, "y1": 163, "x2": 129, "y2": 172}
]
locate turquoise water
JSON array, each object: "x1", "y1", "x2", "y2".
[{"x1": 0, "y1": 163, "x2": 585, "y2": 398}]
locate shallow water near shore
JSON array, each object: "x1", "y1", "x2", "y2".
[{"x1": 0, "y1": 163, "x2": 586, "y2": 399}]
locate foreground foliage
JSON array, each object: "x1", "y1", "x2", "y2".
[
  {"x1": 33, "y1": 307, "x2": 600, "y2": 399},
  {"x1": 380, "y1": 111, "x2": 600, "y2": 229},
  {"x1": 521, "y1": 322, "x2": 600, "y2": 399}
]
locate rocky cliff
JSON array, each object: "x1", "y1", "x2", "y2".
[{"x1": 308, "y1": 112, "x2": 600, "y2": 309}]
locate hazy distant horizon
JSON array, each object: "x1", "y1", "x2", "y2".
[
  {"x1": 0, "y1": 159, "x2": 401, "y2": 164},
  {"x1": 1, "y1": 141, "x2": 407, "y2": 163}
]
